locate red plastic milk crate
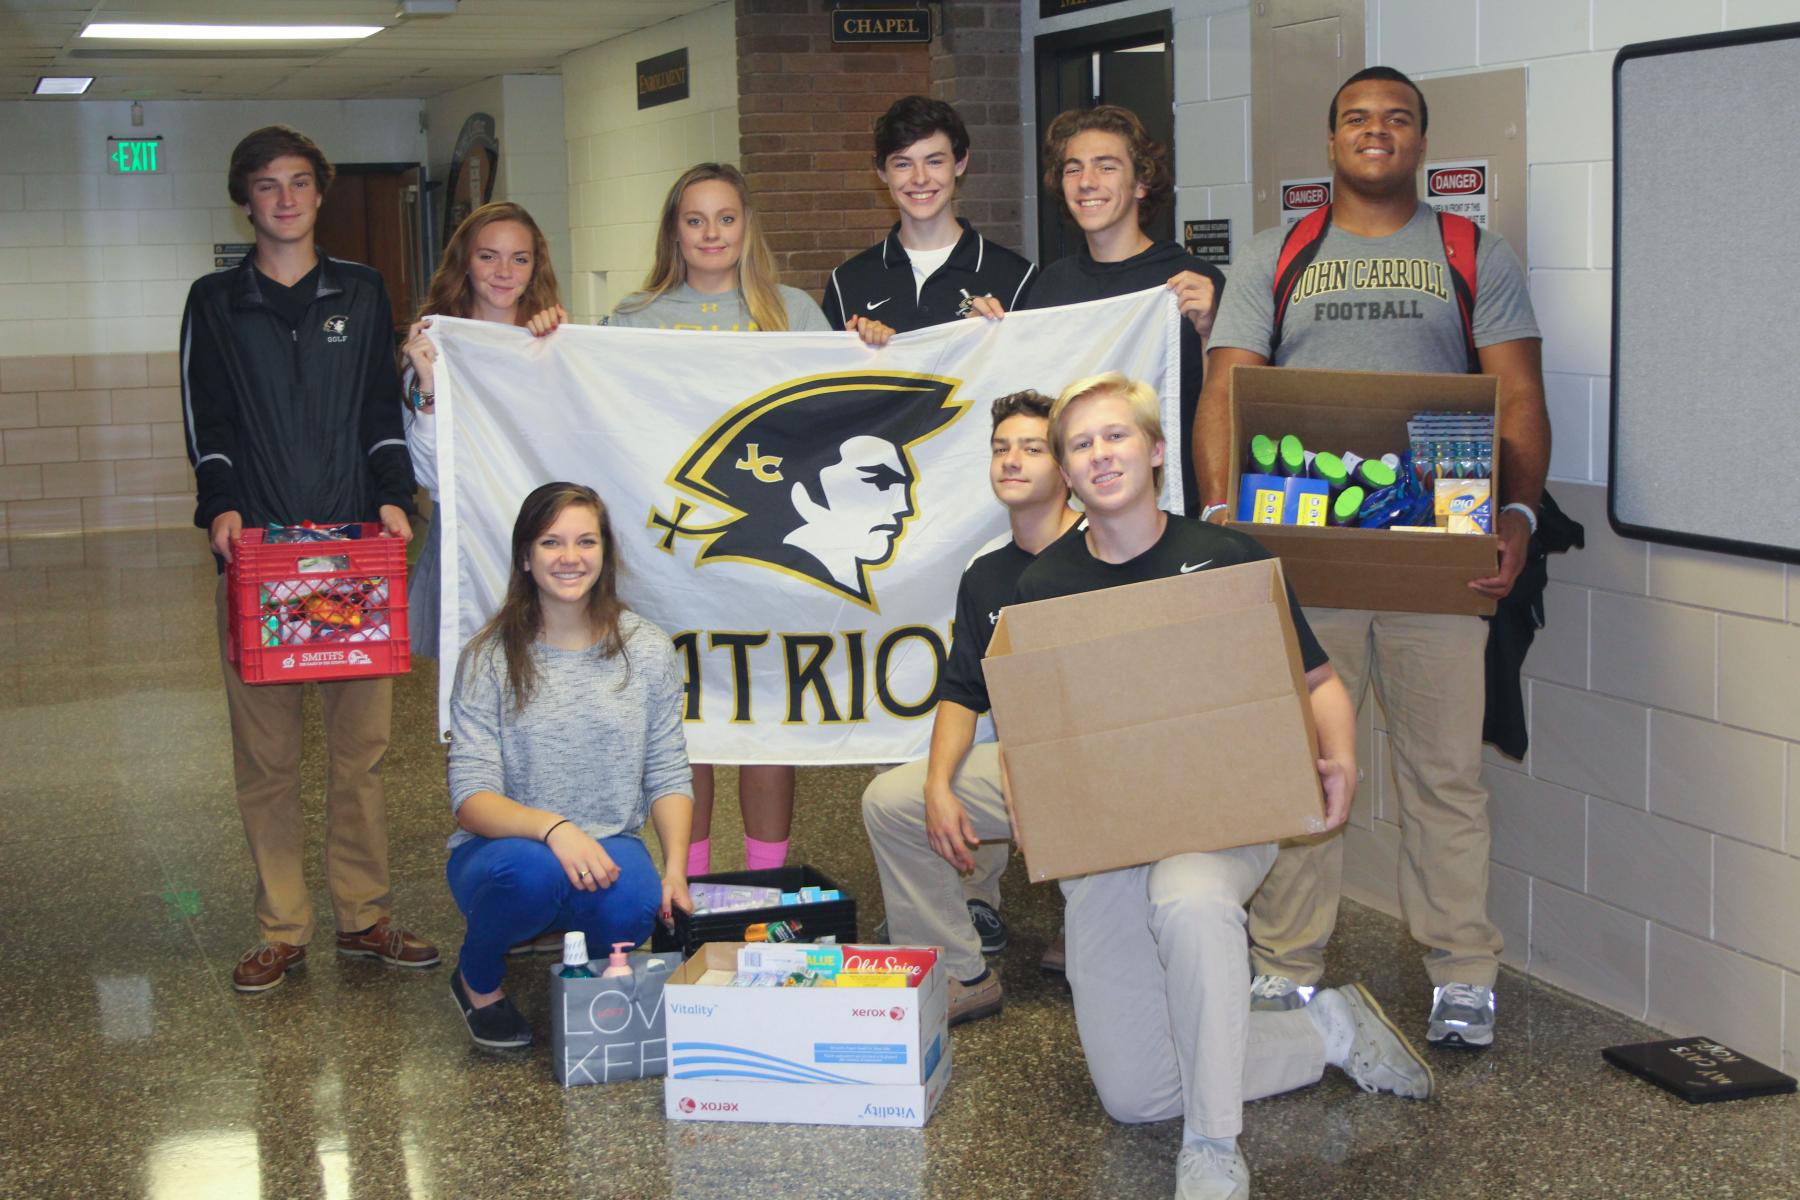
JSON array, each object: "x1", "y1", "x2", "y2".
[{"x1": 226, "y1": 523, "x2": 411, "y2": 684}]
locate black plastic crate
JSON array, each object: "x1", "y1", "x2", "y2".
[{"x1": 655, "y1": 864, "x2": 858, "y2": 955}]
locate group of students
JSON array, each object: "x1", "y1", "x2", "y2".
[{"x1": 183, "y1": 63, "x2": 1550, "y2": 1200}]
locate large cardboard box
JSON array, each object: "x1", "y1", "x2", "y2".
[
  {"x1": 662, "y1": 942, "x2": 951, "y2": 1128},
  {"x1": 981, "y1": 558, "x2": 1328, "y2": 883},
  {"x1": 1226, "y1": 365, "x2": 1502, "y2": 616}
]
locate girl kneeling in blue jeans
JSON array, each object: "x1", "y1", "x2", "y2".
[{"x1": 444, "y1": 481, "x2": 694, "y2": 1049}]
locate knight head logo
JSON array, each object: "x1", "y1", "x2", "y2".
[
  {"x1": 322, "y1": 315, "x2": 348, "y2": 335},
  {"x1": 650, "y1": 372, "x2": 965, "y2": 610}
]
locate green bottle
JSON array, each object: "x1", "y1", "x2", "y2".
[
  {"x1": 1330, "y1": 485, "x2": 1366, "y2": 526},
  {"x1": 1343, "y1": 452, "x2": 1398, "y2": 491},
  {"x1": 1248, "y1": 434, "x2": 1278, "y2": 473},
  {"x1": 1310, "y1": 450, "x2": 1349, "y2": 491},
  {"x1": 1277, "y1": 434, "x2": 1306, "y2": 477}
]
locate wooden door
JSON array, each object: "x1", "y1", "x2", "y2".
[{"x1": 317, "y1": 165, "x2": 424, "y2": 335}]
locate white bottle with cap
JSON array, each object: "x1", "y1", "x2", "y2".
[{"x1": 559, "y1": 931, "x2": 596, "y2": 979}]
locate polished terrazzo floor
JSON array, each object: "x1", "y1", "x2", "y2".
[{"x1": 2, "y1": 528, "x2": 1796, "y2": 1200}]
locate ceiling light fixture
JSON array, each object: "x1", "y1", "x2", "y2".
[
  {"x1": 35, "y1": 76, "x2": 95, "y2": 94},
  {"x1": 80, "y1": 23, "x2": 382, "y2": 41}
]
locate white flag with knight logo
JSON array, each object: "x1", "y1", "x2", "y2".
[{"x1": 430, "y1": 288, "x2": 1180, "y2": 764}]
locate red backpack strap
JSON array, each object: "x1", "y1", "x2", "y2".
[
  {"x1": 1436, "y1": 210, "x2": 1481, "y2": 372},
  {"x1": 1270, "y1": 204, "x2": 1333, "y2": 359}
]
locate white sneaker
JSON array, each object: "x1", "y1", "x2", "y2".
[
  {"x1": 1315, "y1": 983, "x2": 1434, "y2": 1099},
  {"x1": 1175, "y1": 1142, "x2": 1250, "y2": 1200},
  {"x1": 1248, "y1": 973, "x2": 1313, "y2": 1012}
]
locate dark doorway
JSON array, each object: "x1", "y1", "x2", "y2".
[
  {"x1": 1034, "y1": 11, "x2": 1176, "y2": 266},
  {"x1": 315, "y1": 164, "x2": 426, "y2": 337}
]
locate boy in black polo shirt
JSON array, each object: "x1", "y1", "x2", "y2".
[
  {"x1": 823, "y1": 95, "x2": 1035, "y2": 340},
  {"x1": 1016, "y1": 372, "x2": 1431, "y2": 1200}
]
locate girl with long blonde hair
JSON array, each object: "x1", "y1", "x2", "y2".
[{"x1": 608, "y1": 163, "x2": 886, "y2": 876}]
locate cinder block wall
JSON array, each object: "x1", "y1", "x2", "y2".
[
  {"x1": 1, "y1": 352, "x2": 191, "y2": 537},
  {"x1": 1341, "y1": 0, "x2": 1800, "y2": 1073},
  {"x1": 562, "y1": 3, "x2": 741, "y2": 324}
]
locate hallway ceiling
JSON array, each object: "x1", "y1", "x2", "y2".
[{"x1": 3, "y1": 0, "x2": 716, "y2": 100}]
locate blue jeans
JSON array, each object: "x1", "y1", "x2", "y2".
[{"x1": 446, "y1": 834, "x2": 661, "y2": 993}]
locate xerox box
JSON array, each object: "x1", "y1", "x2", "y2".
[{"x1": 662, "y1": 942, "x2": 950, "y2": 1128}]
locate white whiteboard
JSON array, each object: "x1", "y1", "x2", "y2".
[{"x1": 1611, "y1": 24, "x2": 1800, "y2": 563}]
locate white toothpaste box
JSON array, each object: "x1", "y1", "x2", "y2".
[{"x1": 662, "y1": 942, "x2": 951, "y2": 1128}]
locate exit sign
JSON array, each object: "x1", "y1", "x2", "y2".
[{"x1": 107, "y1": 137, "x2": 163, "y2": 174}]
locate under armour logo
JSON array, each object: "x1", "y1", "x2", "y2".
[{"x1": 988, "y1": 610, "x2": 999, "y2": 624}]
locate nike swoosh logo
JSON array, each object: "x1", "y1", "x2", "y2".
[
  {"x1": 1179, "y1": 560, "x2": 1212, "y2": 574},
  {"x1": 866, "y1": 298, "x2": 891, "y2": 311}
]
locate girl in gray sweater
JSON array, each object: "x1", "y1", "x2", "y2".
[
  {"x1": 444, "y1": 481, "x2": 693, "y2": 1049},
  {"x1": 608, "y1": 162, "x2": 884, "y2": 881}
]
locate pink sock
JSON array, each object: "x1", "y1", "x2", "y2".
[
  {"x1": 686, "y1": 838, "x2": 711, "y2": 878},
  {"x1": 743, "y1": 836, "x2": 789, "y2": 872}
]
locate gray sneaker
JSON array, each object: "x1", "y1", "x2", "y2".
[
  {"x1": 1428, "y1": 982, "x2": 1496, "y2": 1048},
  {"x1": 1174, "y1": 1142, "x2": 1250, "y2": 1200},
  {"x1": 1249, "y1": 973, "x2": 1313, "y2": 1012},
  {"x1": 1330, "y1": 982, "x2": 1434, "y2": 1099}
]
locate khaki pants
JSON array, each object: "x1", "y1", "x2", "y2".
[
  {"x1": 1063, "y1": 844, "x2": 1327, "y2": 1139},
  {"x1": 216, "y1": 576, "x2": 394, "y2": 944},
  {"x1": 861, "y1": 744, "x2": 1012, "y2": 982},
  {"x1": 1248, "y1": 608, "x2": 1501, "y2": 988}
]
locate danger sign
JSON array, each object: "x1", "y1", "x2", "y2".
[{"x1": 1424, "y1": 159, "x2": 1489, "y2": 227}]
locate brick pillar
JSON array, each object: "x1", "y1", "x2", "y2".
[
  {"x1": 735, "y1": 0, "x2": 932, "y2": 299},
  {"x1": 929, "y1": 2, "x2": 1025, "y2": 256}
]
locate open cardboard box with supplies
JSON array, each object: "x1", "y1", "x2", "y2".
[
  {"x1": 1226, "y1": 365, "x2": 1502, "y2": 616},
  {"x1": 981, "y1": 559, "x2": 1328, "y2": 883},
  {"x1": 662, "y1": 942, "x2": 951, "y2": 1128}
]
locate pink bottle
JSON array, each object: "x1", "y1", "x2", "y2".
[{"x1": 601, "y1": 941, "x2": 634, "y2": 979}]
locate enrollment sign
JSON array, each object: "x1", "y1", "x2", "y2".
[
  {"x1": 637, "y1": 48, "x2": 690, "y2": 109},
  {"x1": 429, "y1": 290, "x2": 1181, "y2": 762}
]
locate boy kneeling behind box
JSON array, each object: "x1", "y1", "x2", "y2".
[{"x1": 1001, "y1": 374, "x2": 1433, "y2": 1200}]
